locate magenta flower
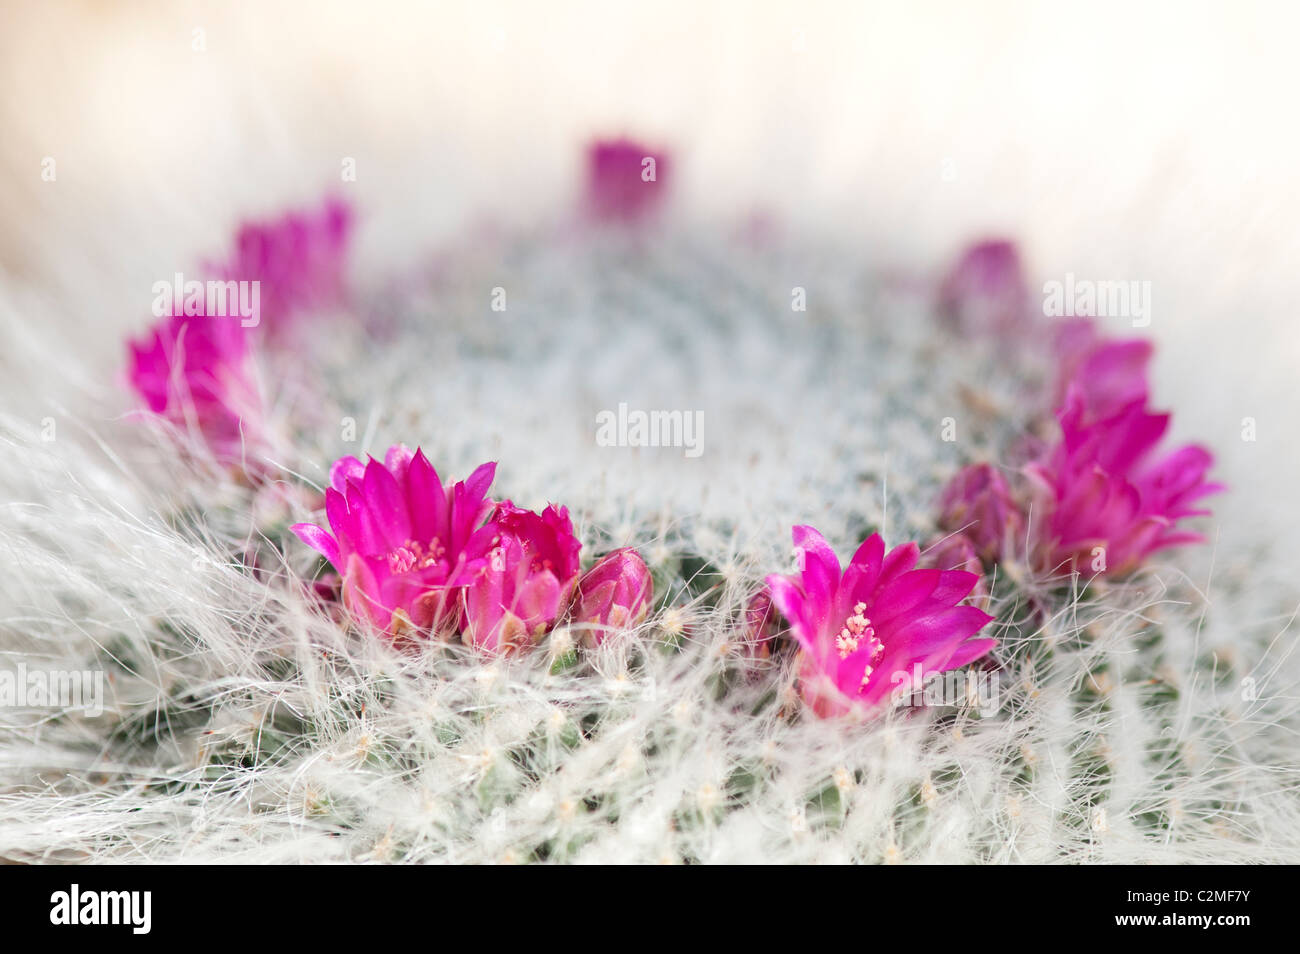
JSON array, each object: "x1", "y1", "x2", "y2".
[
  {"x1": 569, "y1": 547, "x2": 653, "y2": 646},
  {"x1": 1026, "y1": 391, "x2": 1223, "y2": 577},
  {"x1": 222, "y1": 197, "x2": 353, "y2": 335},
  {"x1": 126, "y1": 313, "x2": 262, "y2": 467},
  {"x1": 766, "y1": 527, "x2": 996, "y2": 718},
  {"x1": 1053, "y1": 318, "x2": 1153, "y2": 422},
  {"x1": 584, "y1": 138, "x2": 669, "y2": 224},
  {"x1": 938, "y1": 239, "x2": 1030, "y2": 335},
  {"x1": 936, "y1": 463, "x2": 1025, "y2": 565},
  {"x1": 462, "y1": 502, "x2": 583, "y2": 654},
  {"x1": 290, "y1": 445, "x2": 498, "y2": 637}
]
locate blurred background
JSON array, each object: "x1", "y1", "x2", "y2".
[{"x1": 2, "y1": 0, "x2": 1297, "y2": 540}]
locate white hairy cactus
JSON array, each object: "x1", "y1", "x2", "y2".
[{"x1": 1, "y1": 220, "x2": 1296, "y2": 864}]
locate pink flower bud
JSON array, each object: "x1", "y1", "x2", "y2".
[
  {"x1": 740, "y1": 589, "x2": 780, "y2": 660},
  {"x1": 938, "y1": 239, "x2": 1030, "y2": 336},
  {"x1": 569, "y1": 548, "x2": 653, "y2": 646},
  {"x1": 937, "y1": 463, "x2": 1025, "y2": 565},
  {"x1": 584, "y1": 138, "x2": 669, "y2": 224}
]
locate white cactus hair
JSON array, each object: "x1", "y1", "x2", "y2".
[
  {"x1": 1, "y1": 215, "x2": 1297, "y2": 864},
  {"x1": 3, "y1": 1, "x2": 1300, "y2": 865}
]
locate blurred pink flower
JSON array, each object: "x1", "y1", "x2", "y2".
[
  {"x1": 222, "y1": 197, "x2": 353, "y2": 335},
  {"x1": 291, "y1": 445, "x2": 498, "y2": 637},
  {"x1": 766, "y1": 527, "x2": 996, "y2": 718},
  {"x1": 1027, "y1": 390, "x2": 1223, "y2": 577},
  {"x1": 462, "y1": 502, "x2": 582, "y2": 654},
  {"x1": 938, "y1": 239, "x2": 1030, "y2": 335},
  {"x1": 936, "y1": 463, "x2": 1025, "y2": 565},
  {"x1": 126, "y1": 313, "x2": 262, "y2": 468},
  {"x1": 569, "y1": 547, "x2": 653, "y2": 646},
  {"x1": 584, "y1": 138, "x2": 669, "y2": 223},
  {"x1": 1053, "y1": 318, "x2": 1153, "y2": 421}
]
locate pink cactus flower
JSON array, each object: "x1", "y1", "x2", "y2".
[
  {"x1": 938, "y1": 239, "x2": 1030, "y2": 335},
  {"x1": 936, "y1": 463, "x2": 1025, "y2": 565},
  {"x1": 1026, "y1": 390, "x2": 1223, "y2": 577},
  {"x1": 569, "y1": 547, "x2": 653, "y2": 646},
  {"x1": 126, "y1": 313, "x2": 262, "y2": 467},
  {"x1": 222, "y1": 197, "x2": 353, "y2": 335},
  {"x1": 584, "y1": 138, "x2": 669, "y2": 224},
  {"x1": 1053, "y1": 318, "x2": 1153, "y2": 422},
  {"x1": 462, "y1": 502, "x2": 583, "y2": 654},
  {"x1": 766, "y1": 527, "x2": 996, "y2": 718},
  {"x1": 290, "y1": 445, "x2": 498, "y2": 637}
]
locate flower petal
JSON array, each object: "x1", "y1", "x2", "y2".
[{"x1": 290, "y1": 522, "x2": 340, "y2": 568}]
